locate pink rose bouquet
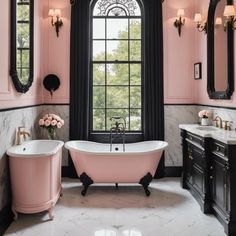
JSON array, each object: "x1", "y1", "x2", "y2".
[
  {"x1": 39, "y1": 113, "x2": 64, "y2": 139},
  {"x1": 198, "y1": 110, "x2": 212, "y2": 119}
]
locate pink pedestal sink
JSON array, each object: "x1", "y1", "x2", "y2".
[{"x1": 7, "y1": 140, "x2": 64, "y2": 220}]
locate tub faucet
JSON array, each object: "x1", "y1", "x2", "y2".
[
  {"x1": 16, "y1": 127, "x2": 30, "y2": 145},
  {"x1": 110, "y1": 117, "x2": 126, "y2": 152}
]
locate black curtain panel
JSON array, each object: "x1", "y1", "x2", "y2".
[
  {"x1": 69, "y1": 0, "x2": 164, "y2": 178},
  {"x1": 70, "y1": 0, "x2": 91, "y2": 141},
  {"x1": 69, "y1": 0, "x2": 91, "y2": 177},
  {"x1": 143, "y1": 0, "x2": 165, "y2": 178}
]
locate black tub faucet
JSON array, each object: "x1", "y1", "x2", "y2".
[{"x1": 110, "y1": 117, "x2": 126, "y2": 152}]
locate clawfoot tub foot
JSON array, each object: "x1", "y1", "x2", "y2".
[
  {"x1": 80, "y1": 172, "x2": 94, "y2": 196},
  {"x1": 81, "y1": 186, "x2": 88, "y2": 196},
  {"x1": 139, "y1": 172, "x2": 153, "y2": 197},
  {"x1": 48, "y1": 206, "x2": 54, "y2": 220},
  {"x1": 12, "y1": 206, "x2": 18, "y2": 221},
  {"x1": 144, "y1": 187, "x2": 150, "y2": 196}
]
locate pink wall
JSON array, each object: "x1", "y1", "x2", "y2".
[
  {"x1": 43, "y1": 0, "x2": 198, "y2": 105},
  {"x1": 163, "y1": 0, "x2": 196, "y2": 104},
  {"x1": 42, "y1": 0, "x2": 70, "y2": 104},
  {"x1": 1, "y1": 0, "x2": 236, "y2": 109},
  {"x1": 0, "y1": 0, "x2": 45, "y2": 109}
]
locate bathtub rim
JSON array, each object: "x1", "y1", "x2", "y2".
[
  {"x1": 64, "y1": 140, "x2": 168, "y2": 156},
  {"x1": 7, "y1": 140, "x2": 64, "y2": 158}
]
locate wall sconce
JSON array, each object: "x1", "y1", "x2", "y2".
[
  {"x1": 174, "y1": 9, "x2": 185, "y2": 37},
  {"x1": 223, "y1": 5, "x2": 236, "y2": 30},
  {"x1": 48, "y1": 9, "x2": 63, "y2": 37},
  {"x1": 194, "y1": 13, "x2": 207, "y2": 34}
]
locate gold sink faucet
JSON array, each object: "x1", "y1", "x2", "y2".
[
  {"x1": 15, "y1": 126, "x2": 31, "y2": 145},
  {"x1": 214, "y1": 116, "x2": 223, "y2": 128}
]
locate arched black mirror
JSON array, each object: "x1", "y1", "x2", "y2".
[
  {"x1": 10, "y1": 0, "x2": 34, "y2": 93},
  {"x1": 207, "y1": 0, "x2": 234, "y2": 99}
]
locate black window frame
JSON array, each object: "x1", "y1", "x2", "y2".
[{"x1": 89, "y1": 0, "x2": 144, "y2": 143}]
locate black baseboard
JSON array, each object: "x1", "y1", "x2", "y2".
[
  {"x1": 62, "y1": 166, "x2": 78, "y2": 178},
  {"x1": 0, "y1": 204, "x2": 13, "y2": 236},
  {"x1": 165, "y1": 167, "x2": 182, "y2": 177}
]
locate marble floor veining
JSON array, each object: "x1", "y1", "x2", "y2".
[{"x1": 5, "y1": 178, "x2": 225, "y2": 236}]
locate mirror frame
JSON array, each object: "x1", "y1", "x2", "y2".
[
  {"x1": 10, "y1": 0, "x2": 34, "y2": 93},
  {"x1": 207, "y1": 0, "x2": 234, "y2": 99}
]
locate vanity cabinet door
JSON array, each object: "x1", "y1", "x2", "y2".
[
  {"x1": 189, "y1": 144, "x2": 205, "y2": 197},
  {"x1": 211, "y1": 154, "x2": 230, "y2": 218}
]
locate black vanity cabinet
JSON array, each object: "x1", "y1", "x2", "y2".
[
  {"x1": 181, "y1": 129, "x2": 236, "y2": 235},
  {"x1": 181, "y1": 130, "x2": 211, "y2": 213},
  {"x1": 210, "y1": 140, "x2": 236, "y2": 235}
]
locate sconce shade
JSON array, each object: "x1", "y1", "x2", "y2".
[
  {"x1": 177, "y1": 9, "x2": 185, "y2": 17},
  {"x1": 215, "y1": 17, "x2": 223, "y2": 26},
  {"x1": 194, "y1": 13, "x2": 202, "y2": 23},
  {"x1": 48, "y1": 9, "x2": 55, "y2": 17},
  {"x1": 55, "y1": 9, "x2": 62, "y2": 17},
  {"x1": 224, "y1": 5, "x2": 235, "y2": 17}
]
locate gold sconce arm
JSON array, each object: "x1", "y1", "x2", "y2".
[
  {"x1": 224, "y1": 16, "x2": 236, "y2": 31},
  {"x1": 196, "y1": 21, "x2": 207, "y2": 34},
  {"x1": 194, "y1": 13, "x2": 207, "y2": 34},
  {"x1": 223, "y1": 5, "x2": 236, "y2": 31}
]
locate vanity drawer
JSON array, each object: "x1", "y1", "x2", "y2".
[
  {"x1": 188, "y1": 143, "x2": 205, "y2": 168},
  {"x1": 211, "y1": 141, "x2": 227, "y2": 158},
  {"x1": 186, "y1": 132, "x2": 205, "y2": 148}
]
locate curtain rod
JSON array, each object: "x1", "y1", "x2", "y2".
[{"x1": 70, "y1": 0, "x2": 165, "y2": 5}]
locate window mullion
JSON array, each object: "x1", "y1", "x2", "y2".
[
  {"x1": 128, "y1": 18, "x2": 131, "y2": 131},
  {"x1": 105, "y1": 18, "x2": 107, "y2": 130}
]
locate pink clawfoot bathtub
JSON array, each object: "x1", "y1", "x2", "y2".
[{"x1": 65, "y1": 140, "x2": 168, "y2": 196}]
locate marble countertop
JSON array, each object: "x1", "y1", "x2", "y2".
[{"x1": 179, "y1": 124, "x2": 236, "y2": 145}]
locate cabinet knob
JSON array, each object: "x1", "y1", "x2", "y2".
[
  {"x1": 190, "y1": 136, "x2": 193, "y2": 140},
  {"x1": 224, "y1": 184, "x2": 227, "y2": 188},
  {"x1": 210, "y1": 176, "x2": 213, "y2": 179},
  {"x1": 216, "y1": 146, "x2": 220, "y2": 152},
  {"x1": 210, "y1": 166, "x2": 213, "y2": 170}
]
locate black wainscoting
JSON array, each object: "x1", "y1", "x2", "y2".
[{"x1": 165, "y1": 167, "x2": 183, "y2": 177}]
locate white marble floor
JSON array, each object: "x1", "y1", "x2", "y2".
[{"x1": 5, "y1": 178, "x2": 225, "y2": 236}]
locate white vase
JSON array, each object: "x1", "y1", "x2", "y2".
[{"x1": 201, "y1": 118, "x2": 209, "y2": 126}]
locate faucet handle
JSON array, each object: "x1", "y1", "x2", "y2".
[
  {"x1": 227, "y1": 121, "x2": 233, "y2": 131},
  {"x1": 222, "y1": 121, "x2": 229, "y2": 130}
]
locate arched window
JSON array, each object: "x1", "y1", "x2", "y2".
[{"x1": 91, "y1": 0, "x2": 143, "y2": 133}]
